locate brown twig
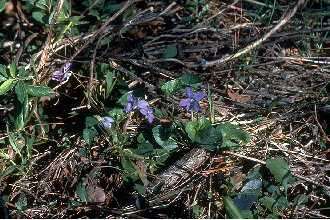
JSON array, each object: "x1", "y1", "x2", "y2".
[
  {"x1": 66, "y1": 0, "x2": 140, "y2": 64},
  {"x1": 200, "y1": 0, "x2": 307, "y2": 68},
  {"x1": 87, "y1": 35, "x2": 103, "y2": 109},
  {"x1": 314, "y1": 105, "x2": 330, "y2": 143},
  {"x1": 203, "y1": 0, "x2": 240, "y2": 23},
  {"x1": 225, "y1": 151, "x2": 266, "y2": 164},
  {"x1": 15, "y1": 33, "x2": 38, "y2": 65},
  {"x1": 39, "y1": 0, "x2": 141, "y2": 83},
  {"x1": 36, "y1": 0, "x2": 65, "y2": 80}
]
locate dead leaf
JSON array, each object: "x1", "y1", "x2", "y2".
[
  {"x1": 272, "y1": 126, "x2": 284, "y2": 139},
  {"x1": 227, "y1": 89, "x2": 251, "y2": 103},
  {"x1": 5, "y1": 1, "x2": 14, "y2": 15},
  {"x1": 217, "y1": 107, "x2": 230, "y2": 117},
  {"x1": 231, "y1": 171, "x2": 246, "y2": 191},
  {"x1": 134, "y1": 160, "x2": 149, "y2": 187},
  {"x1": 7, "y1": 145, "x2": 15, "y2": 160},
  {"x1": 86, "y1": 184, "x2": 106, "y2": 203}
]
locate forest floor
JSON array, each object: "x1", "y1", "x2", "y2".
[{"x1": 0, "y1": 0, "x2": 329, "y2": 218}]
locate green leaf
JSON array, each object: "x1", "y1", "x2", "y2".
[
  {"x1": 217, "y1": 123, "x2": 250, "y2": 148},
  {"x1": 161, "y1": 73, "x2": 201, "y2": 95},
  {"x1": 75, "y1": 181, "x2": 88, "y2": 203},
  {"x1": 152, "y1": 125, "x2": 178, "y2": 150},
  {"x1": 163, "y1": 44, "x2": 177, "y2": 58},
  {"x1": 83, "y1": 128, "x2": 98, "y2": 145},
  {"x1": 134, "y1": 183, "x2": 146, "y2": 196},
  {"x1": 69, "y1": 15, "x2": 85, "y2": 25},
  {"x1": 17, "y1": 67, "x2": 29, "y2": 77},
  {"x1": 0, "y1": 66, "x2": 6, "y2": 76},
  {"x1": 0, "y1": 165, "x2": 16, "y2": 180},
  {"x1": 266, "y1": 213, "x2": 279, "y2": 219},
  {"x1": 54, "y1": 0, "x2": 70, "y2": 23},
  {"x1": 135, "y1": 134, "x2": 154, "y2": 156},
  {"x1": 259, "y1": 195, "x2": 288, "y2": 214},
  {"x1": 0, "y1": 75, "x2": 7, "y2": 82},
  {"x1": 15, "y1": 82, "x2": 27, "y2": 104},
  {"x1": 117, "y1": 91, "x2": 130, "y2": 106},
  {"x1": 161, "y1": 79, "x2": 182, "y2": 95},
  {"x1": 293, "y1": 194, "x2": 308, "y2": 207},
  {"x1": 99, "y1": 63, "x2": 110, "y2": 73},
  {"x1": 185, "y1": 117, "x2": 211, "y2": 141},
  {"x1": 26, "y1": 85, "x2": 53, "y2": 97},
  {"x1": 233, "y1": 191, "x2": 259, "y2": 211},
  {"x1": 180, "y1": 73, "x2": 201, "y2": 86},
  {"x1": 185, "y1": 117, "x2": 221, "y2": 150},
  {"x1": 121, "y1": 156, "x2": 139, "y2": 181},
  {"x1": 266, "y1": 158, "x2": 291, "y2": 188},
  {"x1": 260, "y1": 196, "x2": 277, "y2": 213},
  {"x1": 276, "y1": 195, "x2": 289, "y2": 210},
  {"x1": 246, "y1": 166, "x2": 262, "y2": 180},
  {"x1": 0, "y1": 0, "x2": 7, "y2": 13},
  {"x1": 26, "y1": 135, "x2": 35, "y2": 159},
  {"x1": 152, "y1": 148, "x2": 170, "y2": 165},
  {"x1": 265, "y1": 183, "x2": 280, "y2": 195},
  {"x1": 121, "y1": 157, "x2": 137, "y2": 174},
  {"x1": 108, "y1": 108, "x2": 125, "y2": 121},
  {"x1": 105, "y1": 71, "x2": 116, "y2": 97},
  {"x1": 192, "y1": 204, "x2": 204, "y2": 218},
  {"x1": 85, "y1": 116, "x2": 99, "y2": 128},
  {"x1": 8, "y1": 132, "x2": 23, "y2": 158},
  {"x1": 240, "y1": 210, "x2": 254, "y2": 219},
  {"x1": 103, "y1": 3, "x2": 122, "y2": 14},
  {"x1": 32, "y1": 11, "x2": 48, "y2": 24},
  {"x1": 15, "y1": 193, "x2": 27, "y2": 211},
  {"x1": 224, "y1": 196, "x2": 243, "y2": 219},
  {"x1": 15, "y1": 98, "x2": 29, "y2": 130},
  {"x1": 33, "y1": 0, "x2": 49, "y2": 10},
  {"x1": 88, "y1": 9, "x2": 101, "y2": 19},
  {"x1": 0, "y1": 79, "x2": 17, "y2": 96},
  {"x1": 0, "y1": 64, "x2": 8, "y2": 78},
  {"x1": 9, "y1": 63, "x2": 16, "y2": 77}
]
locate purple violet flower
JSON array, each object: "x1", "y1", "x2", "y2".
[
  {"x1": 180, "y1": 87, "x2": 206, "y2": 112},
  {"x1": 137, "y1": 100, "x2": 155, "y2": 124},
  {"x1": 125, "y1": 93, "x2": 154, "y2": 123},
  {"x1": 52, "y1": 62, "x2": 72, "y2": 82},
  {"x1": 125, "y1": 93, "x2": 139, "y2": 113},
  {"x1": 100, "y1": 116, "x2": 114, "y2": 129}
]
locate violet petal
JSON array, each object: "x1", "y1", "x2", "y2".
[
  {"x1": 191, "y1": 101, "x2": 201, "y2": 112},
  {"x1": 179, "y1": 98, "x2": 190, "y2": 108},
  {"x1": 100, "y1": 116, "x2": 114, "y2": 129},
  {"x1": 193, "y1": 91, "x2": 206, "y2": 101},
  {"x1": 185, "y1": 87, "x2": 193, "y2": 98}
]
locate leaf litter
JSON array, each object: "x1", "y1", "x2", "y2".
[{"x1": 0, "y1": 0, "x2": 329, "y2": 218}]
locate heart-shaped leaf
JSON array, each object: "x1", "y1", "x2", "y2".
[
  {"x1": 152, "y1": 125, "x2": 178, "y2": 150},
  {"x1": 185, "y1": 117, "x2": 221, "y2": 150},
  {"x1": 217, "y1": 123, "x2": 250, "y2": 148},
  {"x1": 161, "y1": 74, "x2": 201, "y2": 95}
]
